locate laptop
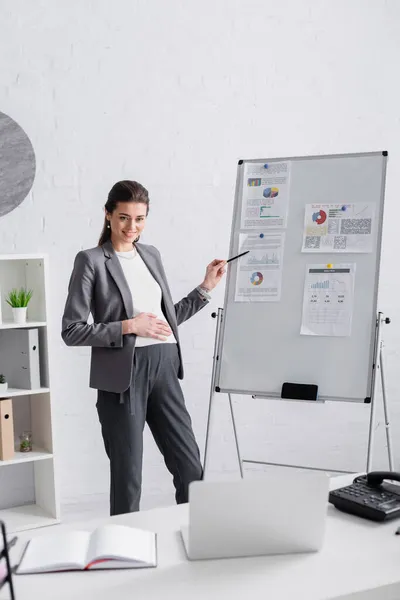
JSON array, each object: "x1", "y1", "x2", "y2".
[{"x1": 181, "y1": 469, "x2": 329, "y2": 560}]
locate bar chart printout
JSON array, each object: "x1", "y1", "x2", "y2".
[{"x1": 301, "y1": 264, "x2": 356, "y2": 337}]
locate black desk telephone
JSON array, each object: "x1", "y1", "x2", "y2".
[{"x1": 329, "y1": 471, "x2": 400, "y2": 522}]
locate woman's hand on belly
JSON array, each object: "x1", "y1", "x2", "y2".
[{"x1": 122, "y1": 313, "x2": 172, "y2": 341}]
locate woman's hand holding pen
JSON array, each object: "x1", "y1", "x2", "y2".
[
  {"x1": 122, "y1": 313, "x2": 172, "y2": 341},
  {"x1": 200, "y1": 252, "x2": 249, "y2": 291},
  {"x1": 200, "y1": 259, "x2": 227, "y2": 291}
]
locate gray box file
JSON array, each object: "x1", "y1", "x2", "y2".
[{"x1": 0, "y1": 328, "x2": 41, "y2": 389}]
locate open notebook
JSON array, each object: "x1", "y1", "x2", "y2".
[{"x1": 17, "y1": 524, "x2": 157, "y2": 574}]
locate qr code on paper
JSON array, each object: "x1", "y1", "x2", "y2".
[
  {"x1": 304, "y1": 236, "x2": 320, "y2": 249},
  {"x1": 333, "y1": 236, "x2": 346, "y2": 250},
  {"x1": 340, "y1": 218, "x2": 372, "y2": 235}
]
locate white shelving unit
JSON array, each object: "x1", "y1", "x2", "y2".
[
  {"x1": 0, "y1": 387, "x2": 50, "y2": 398},
  {"x1": 0, "y1": 254, "x2": 59, "y2": 533}
]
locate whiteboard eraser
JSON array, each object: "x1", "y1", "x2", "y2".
[{"x1": 281, "y1": 382, "x2": 318, "y2": 401}]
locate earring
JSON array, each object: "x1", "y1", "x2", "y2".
[{"x1": 107, "y1": 224, "x2": 111, "y2": 229}]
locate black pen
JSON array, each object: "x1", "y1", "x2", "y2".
[{"x1": 226, "y1": 250, "x2": 249, "y2": 264}]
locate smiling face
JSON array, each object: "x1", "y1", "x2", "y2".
[{"x1": 106, "y1": 201, "x2": 148, "y2": 252}]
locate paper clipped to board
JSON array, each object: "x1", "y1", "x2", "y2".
[
  {"x1": 300, "y1": 263, "x2": 356, "y2": 337},
  {"x1": 302, "y1": 203, "x2": 375, "y2": 253},
  {"x1": 240, "y1": 161, "x2": 291, "y2": 230},
  {"x1": 234, "y1": 232, "x2": 285, "y2": 302}
]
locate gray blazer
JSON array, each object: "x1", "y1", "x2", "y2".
[{"x1": 61, "y1": 240, "x2": 209, "y2": 393}]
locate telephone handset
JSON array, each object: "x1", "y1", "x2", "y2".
[{"x1": 329, "y1": 471, "x2": 400, "y2": 521}]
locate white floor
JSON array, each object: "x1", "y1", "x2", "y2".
[
  {"x1": 61, "y1": 491, "x2": 176, "y2": 523},
  {"x1": 58, "y1": 465, "x2": 343, "y2": 525}
]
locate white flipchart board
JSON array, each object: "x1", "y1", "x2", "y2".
[{"x1": 215, "y1": 152, "x2": 387, "y2": 402}]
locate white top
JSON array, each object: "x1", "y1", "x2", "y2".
[
  {"x1": 9, "y1": 474, "x2": 400, "y2": 600},
  {"x1": 116, "y1": 248, "x2": 177, "y2": 347}
]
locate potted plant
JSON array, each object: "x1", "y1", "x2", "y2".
[
  {"x1": 19, "y1": 431, "x2": 33, "y2": 453},
  {"x1": 0, "y1": 374, "x2": 7, "y2": 392},
  {"x1": 6, "y1": 288, "x2": 33, "y2": 324}
]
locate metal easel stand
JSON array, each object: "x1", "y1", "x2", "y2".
[
  {"x1": 203, "y1": 308, "x2": 244, "y2": 479},
  {"x1": 366, "y1": 312, "x2": 394, "y2": 472},
  {"x1": 203, "y1": 310, "x2": 394, "y2": 479}
]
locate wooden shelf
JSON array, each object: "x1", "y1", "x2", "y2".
[
  {"x1": 0, "y1": 447, "x2": 53, "y2": 467},
  {"x1": 0, "y1": 504, "x2": 59, "y2": 533},
  {"x1": 0, "y1": 387, "x2": 49, "y2": 399},
  {"x1": 0, "y1": 320, "x2": 47, "y2": 330}
]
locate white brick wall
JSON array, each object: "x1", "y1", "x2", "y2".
[{"x1": 1, "y1": 1, "x2": 400, "y2": 516}]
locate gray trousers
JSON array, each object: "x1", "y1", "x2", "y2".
[{"x1": 96, "y1": 343, "x2": 203, "y2": 516}]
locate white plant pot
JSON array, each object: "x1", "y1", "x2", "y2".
[
  {"x1": 12, "y1": 307, "x2": 27, "y2": 324},
  {"x1": 0, "y1": 382, "x2": 8, "y2": 392}
]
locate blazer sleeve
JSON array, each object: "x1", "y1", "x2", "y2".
[
  {"x1": 174, "y1": 288, "x2": 209, "y2": 326},
  {"x1": 61, "y1": 251, "x2": 123, "y2": 348}
]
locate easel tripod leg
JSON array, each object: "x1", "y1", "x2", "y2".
[
  {"x1": 380, "y1": 344, "x2": 394, "y2": 471},
  {"x1": 204, "y1": 309, "x2": 244, "y2": 479},
  {"x1": 203, "y1": 391, "x2": 213, "y2": 479},
  {"x1": 203, "y1": 309, "x2": 224, "y2": 478},
  {"x1": 366, "y1": 314, "x2": 394, "y2": 473},
  {"x1": 366, "y1": 384, "x2": 377, "y2": 472},
  {"x1": 228, "y1": 393, "x2": 244, "y2": 478},
  {"x1": 366, "y1": 314, "x2": 382, "y2": 472}
]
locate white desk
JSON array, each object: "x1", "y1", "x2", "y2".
[{"x1": 3, "y1": 475, "x2": 400, "y2": 600}]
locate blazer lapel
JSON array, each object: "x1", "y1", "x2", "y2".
[{"x1": 103, "y1": 241, "x2": 134, "y2": 319}]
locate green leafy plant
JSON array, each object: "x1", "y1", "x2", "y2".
[
  {"x1": 19, "y1": 431, "x2": 32, "y2": 452},
  {"x1": 6, "y1": 288, "x2": 33, "y2": 308},
  {"x1": 0, "y1": 374, "x2": 6, "y2": 384}
]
